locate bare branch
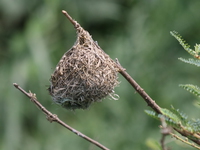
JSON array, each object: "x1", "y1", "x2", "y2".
[
  {"x1": 62, "y1": 10, "x2": 80, "y2": 29},
  {"x1": 13, "y1": 83, "x2": 110, "y2": 150},
  {"x1": 115, "y1": 59, "x2": 200, "y2": 146},
  {"x1": 170, "y1": 133, "x2": 200, "y2": 149},
  {"x1": 115, "y1": 59, "x2": 162, "y2": 114}
]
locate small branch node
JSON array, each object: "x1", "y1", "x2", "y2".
[
  {"x1": 72, "y1": 129, "x2": 84, "y2": 137},
  {"x1": 46, "y1": 114, "x2": 58, "y2": 123},
  {"x1": 29, "y1": 91, "x2": 37, "y2": 101},
  {"x1": 115, "y1": 58, "x2": 126, "y2": 71},
  {"x1": 13, "y1": 82, "x2": 110, "y2": 150}
]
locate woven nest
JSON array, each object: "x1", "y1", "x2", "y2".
[{"x1": 48, "y1": 11, "x2": 119, "y2": 110}]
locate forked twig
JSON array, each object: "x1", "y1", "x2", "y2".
[{"x1": 13, "y1": 83, "x2": 110, "y2": 150}]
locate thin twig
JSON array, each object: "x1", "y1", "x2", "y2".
[
  {"x1": 115, "y1": 59, "x2": 200, "y2": 146},
  {"x1": 160, "y1": 134, "x2": 168, "y2": 150},
  {"x1": 13, "y1": 83, "x2": 110, "y2": 150},
  {"x1": 62, "y1": 10, "x2": 80, "y2": 29},
  {"x1": 170, "y1": 133, "x2": 200, "y2": 149},
  {"x1": 173, "y1": 128, "x2": 200, "y2": 145},
  {"x1": 160, "y1": 117, "x2": 172, "y2": 150},
  {"x1": 115, "y1": 58, "x2": 162, "y2": 114}
]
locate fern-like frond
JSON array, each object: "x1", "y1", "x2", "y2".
[
  {"x1": 145, "y1": 110, "x2": 160, "y2": 120},
  {"x1": 179, "y1": 84, "x2": 200, "y2": 97},
  {"x1": 170, "y1": 106, "x2": 188, "y2": 125},
  {"x1": 159, "y1": 114, "x2": 181, "y2": 128},
  {"x1": 160, "y1": 108, "x2": 181, "y2": 123},
  {"x1": 178, "y1": 58, "x2": 200, "y2": 67},
  {"x1": 189, "y1": 119, "x2": 200, "y2": 133},
  {"x1": 195, "y1": 44, "x2": 200, "y2": 54},
  {"x1": 170, "y1": 31, "x2": 195, "y2": 56},
  {"x1": 145, "y1": 110, "x2": 180, "y2": 128},
  {"x1": 168, "y1": 107, "x2": 199, "y2": 133},
  {"x1": 145, "y1": 108, "x2": 200, "y2": 133}
]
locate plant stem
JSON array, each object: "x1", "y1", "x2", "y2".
[
  {"x1": 62, "y1": 10, "x2": 80, "y2": 29},
  {"x1": 170, "y1": 133, "x2": 200, "y2": 149},
  {"x1": 115, "y1": 59, "x2": 162, "y2": 114},
  {"x1": 13, "y1": 83, "x2": 110, "y2": 150},
  {"x1": 115, "y1": 59, "x2": 200, "y2": 146}
]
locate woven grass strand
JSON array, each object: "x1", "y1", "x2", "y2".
[{"x1": 48, "y1": 11, "x2": 119, "y2": 109}]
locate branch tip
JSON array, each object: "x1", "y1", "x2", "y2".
[
  {"x1": 62, "y1": 10, "x2": 80, "y2": 29},
  {"x1": 61, "y1": 10, "x2": 66, "y2": 14},
  {"x1": 13, "y1": 83, "x2": 18, "y2": 88}
]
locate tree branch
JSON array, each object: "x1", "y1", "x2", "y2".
[
  {"x1": 115, "y1": 58, "x2": 162, "y2": 114},
  {"x1": 13, "y1": 83, "x2": 110, "y2": 150},
  {"x1": 170, "y1": 133, "x2": 200, "y2": 149},
  {"x1": 160, "y1": 116, "x2": 172, "y2": 150},
  {"x1": 115, "y1": 59, "x2": 200, "y2": 146}
]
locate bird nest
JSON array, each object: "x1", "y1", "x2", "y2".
[{"x1": 48, "y1": 11, "x2": 119, "y2": 109}]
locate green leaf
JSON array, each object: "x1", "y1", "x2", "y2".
[
  {"x1": 170, "y1": 31, "x2": 195, "y2": 56},
  {"x1": 188, "y1": 119, "x2": 200, "y2": 132},
  {"x1": 160, "y1": 108, "x2": 181, "y2": 124},
  {"x1": 170, "y1": 106, "x2": 188, "y2": 125},
  {"x1": 145, "y1": 109, "x2": 181, "y2": 128},
  {"x1": 145, "y1": 110, "x2": 160, "y2": 120},
  {"x1": 195, "y1": 44, "x2": 200, "y2": 53},
  {"x1": 145, "y1": 138, "x2": 162, "y2": 150},
  {"x1": 178, "y1": 58, "x2": 200, "y2": 67},
  {"x1": 179, "y1": 84, "x2": 200, "y2": 97}
]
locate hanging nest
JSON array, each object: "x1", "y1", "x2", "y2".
[{"x1": 48, "y1": 10, "x2": 119, "y2": 110}]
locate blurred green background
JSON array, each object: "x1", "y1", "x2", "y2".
[{"x1": 1, "y1": 0, "x2": 200, "y2": 149}]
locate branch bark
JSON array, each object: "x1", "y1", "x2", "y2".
[
  {"x1": 115, "y1": 58, "x2": 161, "y2": 114},
  {"x1": 115, "y1": 59, "x2": 200, "y2": 146},
  {"x1": 13, "y1": 83, "x2": 110, "y2": 150}
]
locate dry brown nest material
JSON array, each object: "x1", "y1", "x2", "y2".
[{"x1": 48, "y1": 11, "x2": 119, "y2": 110}]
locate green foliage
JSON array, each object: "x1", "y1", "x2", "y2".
[
  {"x1": 145, "y1": 109, "x2": 180, "y2": 128},
  {"x1": 170, "y1": 31, "x2": 195, "y2": 56},
  {"x1": 179, "y1": 84, "x2": 200, "y2": 97},
  {"x1": 178, "y1": 58, "x2": 200, "y2": 67},
  {"x1": 188, "y1": 119, "x2": 200, "y2": 133},
  {"x1": 160, "y1": 108, "x2": 182, "y2": 124},
  {"x1": 2, "y1": 1, "x2": 200, "y2": 150},
  {"x1": 146, "y1": 107, "x2": 185, "y2": 129},
  {"x1": 145, "y1": 106, "x2": 200, "y2": 134},
  {"x1": 171, "y1": 31, "x2": 200, "y2": 99},
  {"x1": 145, "y1": 138, "x2": 162, "y2": 150},
  {"x1": 170, "y1": 31, "x2": 200, "y2": 59},
  {"x1": 146, "y1": 31, "x2": 200, "y2": 148}
]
